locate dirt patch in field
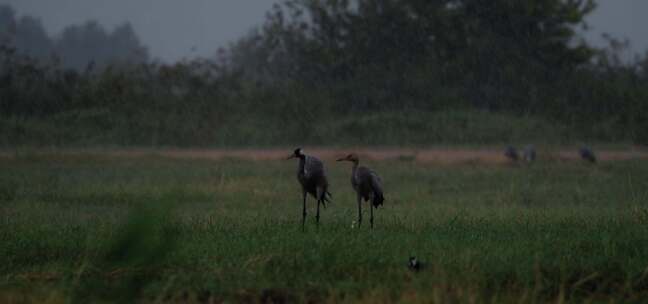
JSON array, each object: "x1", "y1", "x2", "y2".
[{"x1": 2, "y1": 147, "x2": 648, "y2": 164}]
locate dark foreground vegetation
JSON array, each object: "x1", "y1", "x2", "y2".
[
  {"x1": 1, "y1": 0, "x2": 648, "y2": 147},
  {"x1": 1, "y1": 154, "x2": 648, "y2": 303}
]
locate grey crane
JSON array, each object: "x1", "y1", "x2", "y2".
[
  {"x1": 504, "y1": 146, "x2": 519, "y2": 161},
  {"x1": 579, "y1": 146, "x2": 597, "y2": 163},
  {"x1": 523, "y1": 145, "x2": 536, "y2": 163},
  {"x1": 287, "y1": 148, "x2": 331, "y2": 230},
  {"x1": 337, "y1": 154, "x2": 384, "y2": 229}
]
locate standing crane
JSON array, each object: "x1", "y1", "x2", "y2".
[
  {"x1": 523, "y1": 145, "x2": 536, "y2": 163},
  {"x1": 337, "y1": 154, "x2": 384, "y2": 229},
  {"x1": 579, "y1": 146, "x2": 597, "y2": 163},
  {"x1": 504, "y1": 146, "x2": 519, "y2": 162},
  {"x1": 287, "y1": 148, "x2": 331, "y2": 230}
]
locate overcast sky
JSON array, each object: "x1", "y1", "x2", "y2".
[{"x1": 1, "y1": 0, "x2": 646, "y2": 62}]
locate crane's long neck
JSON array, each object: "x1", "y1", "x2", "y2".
[
  {"x1": 351, "y1": 160, "x2": 359, "y2": 176},
  {"x1": 298, "y1": 155, "x2": 306, "y2": 172}
]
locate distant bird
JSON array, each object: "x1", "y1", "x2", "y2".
[
  {"x1": 523, "y1": 145, "x2": 536, "y2": 163},
  {"x1": 337, "y1": 154, "x2": 384, "y2": 229},
  {"x1": 504, "y1": 146, "x2": 519, "y2": 161},
  {"x1": 408, "y1": 256, "x2": 423, "y2": 272},
  {"x1": 287, "y1": 148, "x2": 332, "y2": 230},
  {"x1": 579, "y1": 146, "x2": 597, "y2": 163}
]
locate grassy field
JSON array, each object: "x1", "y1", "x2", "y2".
[
  {"x1": 1, "y1": 109, "x2": 634, "y2": 147},
  {"x1": 1, "y1": 152, "x2": 648, "y2": 303}
]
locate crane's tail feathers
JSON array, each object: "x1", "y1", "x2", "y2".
[
  {"x1": 369, "y1": 175, "x2": 384, "y2": 208},
  {"x1": 319, "y1": 189, "x2": 332, "y2": 208},
  {"x1": 372, "y1": 190, "x2": 384, "y2": 208}
]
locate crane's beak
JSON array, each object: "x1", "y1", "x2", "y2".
[
  {"x1": 286, "y1": 155, "x2": 296, "y2": 160},
  {"x1": 336, "y1": 157, "x2": 346, "y2": 162}
]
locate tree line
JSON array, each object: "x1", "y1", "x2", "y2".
[{"x1": 1, "y1": 1, "x2": 647, "y2": 146}]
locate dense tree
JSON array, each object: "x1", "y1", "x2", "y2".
[
  {"x1": 228, "y1": 0, "x2": 597, "y2": 111},
  {"x1": 1, "y1": 5, "x2": 54, "y2": 62},
  {"x1": 55, "y1": 21, "x2": 149, "y2": 70},
  {"x1": 0, "y1": 5, "x2": 16, "y2": 46},
  {"x1": 0, "y1": 5, "x2": 148, "y2": 70},
  {"x1": 14, "y1": 16, "x2": 53, "y2": 60},
  {"x1": 109, "y1": 23, "x2": 149, "y2": 65}
]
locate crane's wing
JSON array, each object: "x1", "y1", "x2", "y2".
[
  {"x1": 304, "y1": 155, "x2": 326, "y2": 180},
  {"x1": 365, "y1": 168, "x2": 385, "y2": 207},
  {"x1": 356, "y1": 167, "x2": 378, "y2": 184},
  {"x1": 370, "y1": 170, "x2": 382, "y2": 185}
]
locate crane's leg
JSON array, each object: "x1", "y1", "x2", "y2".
[
  {"x1": 357, "y1": 194, "x2": 362, "y2": 227},
  {"x1": 302, "y1": 191, "x2": 307, "y2": 231},
  {"x1": 370, "y1": 204, "x2": 374, "y2": 229},
  {"x1": 316, "y1": 187, "x2": 322, "y2": 227},
  {"x1": 316, "y1": 200, "x2": 321, "y2": 228}
]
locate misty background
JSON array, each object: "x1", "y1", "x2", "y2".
[
  {"x1": 2, "y1": 0, "x2": 647, "y2": 62},
  {"x1": 1, "y1": 0, "x2": 647, "y2": 147}
]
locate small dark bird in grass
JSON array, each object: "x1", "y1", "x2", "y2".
[
  {"x1": 337, "y1": 154, "x2": 384, "y2": 229},
  {"x1": 523, "y1": 145, "x2": 536, "y2": 163},
  {"x1": 579, "y1": 146, "x2": 597, "y2": 163},
  {"x1": 287, "y1": 148, "x2": 332, "y2": 231},
  {"x1": 504, "y1": 146, "x2": 519, "y2": 161},
  {"x1": 408, "y1": 256, "x2": 423, "y2": 272}
]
